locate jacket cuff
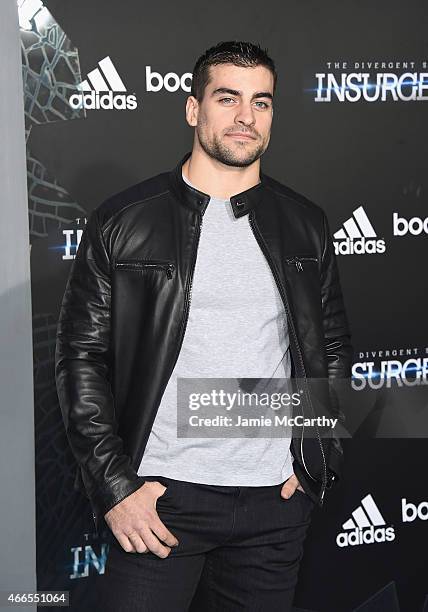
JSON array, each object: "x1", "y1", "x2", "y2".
[{"x1": 87, "y1": 470, "x2": 147, "y2": 522}]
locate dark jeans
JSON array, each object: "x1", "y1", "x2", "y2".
[{"x1": 94, "y1": 475, "x2": 315, "y2": 611}]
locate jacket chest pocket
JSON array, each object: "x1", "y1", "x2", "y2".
[
  {"x1": 284, "y1": 253, "x2": 323, "y2": 321},
  {"x1": 114, "y1": 259, "x2": 175, "y2": 279},
  {"x1": 285, "y1": 254, "x2": 319, "y2": 273}
]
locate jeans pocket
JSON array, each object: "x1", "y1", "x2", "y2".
[
  {"x1": 293, "y1": 487, "x2": 310, "y2": 502},
  {"x1": 294, "y1": 487, "x2": 307, "y2": 497},
  {"x1": 157, "y1": 485, "x2": 170, "y2": 501},
  {"x1": 155, "y1": 478, "x2": 176, "y2": 506},
  {"x1": 294, "y1": 487, "x2": 316, "y2": 510}
]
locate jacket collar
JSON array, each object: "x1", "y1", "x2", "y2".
[{"x1": 170, "y1": 151, "x2": 265, "y2": 219}]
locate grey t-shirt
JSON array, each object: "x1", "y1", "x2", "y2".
[{"x1": 137, "y1": 172, "x2": 294, "y2": 485}]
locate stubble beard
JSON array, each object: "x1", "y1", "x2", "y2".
[{"x1": 196, "y1": 125, "x2": 267, "y2": 168}]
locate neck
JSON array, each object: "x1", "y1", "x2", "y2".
[{"x1": 182, "y1": 145, "x2": 261, "y2": 199}]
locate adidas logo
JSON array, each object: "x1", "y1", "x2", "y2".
[
  {"x1": 69, "y1": 56, "x2": 137, "y2": 111},
  {"x1": 336, "y1": 493, "x2": 395, "y2": 547},
  {"x1": 333, "y1": 205, "x2": 386, "y2": 255}
]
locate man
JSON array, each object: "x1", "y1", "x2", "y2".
[{"x1": 55, "y1": 40, "x2": 352, "y2": 611}]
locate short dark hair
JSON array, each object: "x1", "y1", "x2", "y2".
[{"x1": 190, "y1": 40, "x2": 277, "y2": 102}]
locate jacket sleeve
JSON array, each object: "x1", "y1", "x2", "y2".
[
  {"x1": 55, "y1": 208, "x2": 145, "y2": 523},
  {"x1": 320, "y1": 210, "x2": 353, "y2": 488}
]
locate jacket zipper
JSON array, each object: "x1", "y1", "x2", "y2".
[
  {"x1": 248, "y1": 212, "x2": 327, "y2": 504},
  {"x1": 93, "y1": 511, "x2": 99, "y2": 536},
  {"x1": 185, "y1": 216, "x2": 204, "y2": 328},
  {"x1": 115, "y1": 260, "x2": 175, "y2": 279},
  {"x1": 286, "y1": 256, "x2": 318, "y2": 272},
  {"x1": 170, "y1": 212, "x2": 204, "y2": 371}
]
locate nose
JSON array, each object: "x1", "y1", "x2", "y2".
[{"x1": 234, "y1": 102, "x2": 256, "y2": 128}]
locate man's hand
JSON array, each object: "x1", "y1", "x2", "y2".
[
  {"x1": 104, "y1": 481, "x2": 180, "y2": 557},
  {"x1": 280, "y1": 473, "x2": 306, "y2": 499}
]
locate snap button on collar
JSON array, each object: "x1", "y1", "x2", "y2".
[{"x1": 172, "y1": 151, "x2": 265, "y2": 218}]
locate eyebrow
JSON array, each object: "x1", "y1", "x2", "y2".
[{"x1": 211, "y1": 87, "x2": 273, "y2": 101}]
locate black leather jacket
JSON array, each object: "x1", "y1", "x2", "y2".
[{"x1": 55, "y1": 151, "x2": 353, "y2": 533}]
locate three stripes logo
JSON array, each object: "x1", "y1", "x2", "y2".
[
  {"x1": 69, "y1": 56, "x2": 137, "y2": 111},
  {"x1": 336, "y1": 494, "x2": 395, "y2": 547},
  {"x1": 333, "y1": 205, "x2": 386, "y2": 255}
]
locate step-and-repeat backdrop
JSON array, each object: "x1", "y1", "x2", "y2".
[{"x1": 20, "y1": 0, "x2": 427, "y2": 610}]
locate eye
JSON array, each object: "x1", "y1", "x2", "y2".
[{"x1": 218, "y1": 98, "x2": 271, "y2": 109}]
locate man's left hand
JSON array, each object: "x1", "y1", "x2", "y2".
[{"x1": 280, "y1": 473, "x2": 305, "y2": 499}]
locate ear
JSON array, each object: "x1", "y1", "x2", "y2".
[{"x1": 185, "y1": 95, "x2": 199, "y2": 127}]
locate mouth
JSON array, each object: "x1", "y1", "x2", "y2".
[{"x1": 226, "y1": 133, "x2": 256, "y2": 141}]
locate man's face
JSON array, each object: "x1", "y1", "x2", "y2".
[{"x1": 188, "y1": 63, "x2": 274, "y2": 168}]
